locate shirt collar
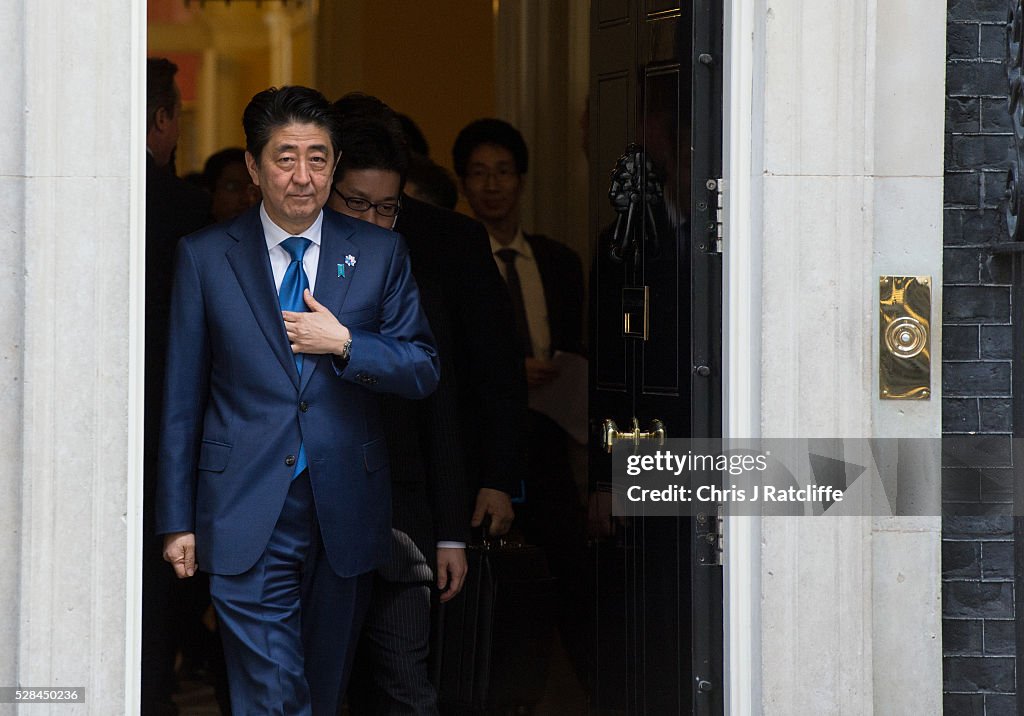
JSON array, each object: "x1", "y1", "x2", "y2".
[
  {"x1": 489, "y1": 227, "x2": 533, "y2": 261},
  {"x1": 261, "y1": 202, "x2": 324, "y2": 252}
]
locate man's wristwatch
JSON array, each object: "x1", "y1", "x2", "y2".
[{"x1": 338, "y1": 337, "x2": 353, "y2": 362}]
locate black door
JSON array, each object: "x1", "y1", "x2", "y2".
[{"x1": 588, "y1": 1, "x2": 723, "y2": 713}]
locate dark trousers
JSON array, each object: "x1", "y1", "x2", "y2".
[
  {"x1": 348, "y1": 576, "x2": 437, "y2": 716},
  {"x1": 209, "y1": 472, "x2": 373, "y2": 716},
  {"x1": 348, "y1": 529, "x2": 438, "y2": 716},
  {"x1": 516, "y1": 411, "x2": 592, "y2": 688}
]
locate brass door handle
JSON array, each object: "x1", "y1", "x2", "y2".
[{"x1": 602, "y1": 417, "x2": 666, "y2": 453}]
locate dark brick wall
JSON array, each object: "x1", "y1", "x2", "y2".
[{"x1": 943, "y1": 1, "x2": 1017, "y2": 713}]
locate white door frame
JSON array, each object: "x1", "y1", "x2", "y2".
[
  {"x1": 127, "y1": 0, "x2": 149, "y2": 711},
  {"x1": 723, "y1": 0, "x2": 763, "y2": 713}
]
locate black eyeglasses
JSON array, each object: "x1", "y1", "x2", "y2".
[{"x1": 332, "y1": 187, "x2": 401, "y2": 218}]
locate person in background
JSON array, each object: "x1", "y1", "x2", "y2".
[
  {"x1": 328, "y1": 95, "x2": 469, "y2": 716},
  {"x1": 330, "y1": 93, "x2": 527, "y2": 713},
  {"x1": 452, "y1": 117, "x2": 591, "y2": 691},
  {"x1": 202, "y1": 147, "x2": 260, "y2": 223},
  {"x1": 396, "y1": 112, "x2": 430, "y2": 157},
  {"x1": 404, "y1": 153, "x2": 458, "y2": 210},
  {"x1": 342, "y1": 99, "x2": 524, "y2": 545}
]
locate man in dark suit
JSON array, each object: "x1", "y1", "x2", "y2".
[
  {"x1": 329, "y1": 94, "x2": 525, "y2": 715},
  {"x1": 142, "y1": 57, "x2": 212, "y2": 716},
  {"x1": 397, "y1": 193, "x2": 527, "y2": 526},
  {"x1": 156, "y1": 86, "x2": 439, "y2": 716},
  {"x1": 452, "y1": 118, "x2": 590, "y2": 687}
]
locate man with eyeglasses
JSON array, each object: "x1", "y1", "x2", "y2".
[
  {"x1": 331, "y1": 189, "x2": 402, "y2": 225},
  {"x1": 327, "y1": 94, "x2": 526, "y2": 715}
]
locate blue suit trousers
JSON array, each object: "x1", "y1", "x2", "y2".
[{"x1": 209, "y1": 472, "x2": 373, "y2": 715}]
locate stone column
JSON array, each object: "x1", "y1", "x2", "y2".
[
  {"x1": 2, "y1": 0, "x2": 143, "y2": 712},
  {"x1": 742, "y1": 0, "x2": 945, "y2": 712},
  {"x1": 0, "y1": 0, "x2": 27, "y2": 705}
]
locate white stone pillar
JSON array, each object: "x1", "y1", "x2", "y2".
[
  {"x1": 2, "y1": 0, "x2": 144, "y2": 712},
  {"x1": 867, "y1": 0, "x2": 946, "y2": 708},
  {"x1": 726, "y1": 0, "x2": 946, "y2": 712},
  {"x1": 0, "y1": 0, "x2": 28, "y2": 704}
]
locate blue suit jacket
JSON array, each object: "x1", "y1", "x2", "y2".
[{"x1": 155, "y1": 205, "x2": 440, "y2": 577}]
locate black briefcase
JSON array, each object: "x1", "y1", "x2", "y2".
[{"x1": 433, "y1": 532, "x2": 557, "y2": 712}]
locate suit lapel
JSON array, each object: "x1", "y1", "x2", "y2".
[
  {"x1": 299, "y1": 211, "x2": 360, "y2": 392},
  {"x1": 225, "y1": 209, "x2": 301, "y2": 389}
]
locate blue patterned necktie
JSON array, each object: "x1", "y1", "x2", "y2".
[{"x1": 279, "y1": 236, "x2": 311, "y2": 476}]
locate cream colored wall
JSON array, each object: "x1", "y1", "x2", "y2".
[
  {"x1": 316, "y1": 1, "x2": 589, "y2": 265},
  {"x1": 150, "y1": 0, "x2": 585, "y2": 265},
  {"x1": 316, "y1": 0, "x2": 496, "y2": 175},
  {"x1": 148, "y1": 0, "x2": 315, "y2": 174},
  {"x1": 150, "y1": 0, "x2": 495, "y2": 181}
]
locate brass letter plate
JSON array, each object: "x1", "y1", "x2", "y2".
[
  {"x1": 622, "y1": 286, "x2": 650, "y2": 340},
  {"x1": 879, "y1": 276, "x2": 931, "y2": 400}
]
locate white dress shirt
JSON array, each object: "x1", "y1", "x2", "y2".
[
  {"x1": 489, "y1": 229, "x2": 552, "y2": 360},
  {"x1": 261, "y1": 203, "x2": 324, "y2": 293}
]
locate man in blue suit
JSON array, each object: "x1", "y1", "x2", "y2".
[{"x1": 155, "y1": 85, "x2": 440, "y2": 715}]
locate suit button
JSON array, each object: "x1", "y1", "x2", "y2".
[
  {"x1": 285, "y1": 455, "x2": 296, "y2": 467},
  {"x1": 299, "y1": 401, "x2": 309, "y2": 412}
]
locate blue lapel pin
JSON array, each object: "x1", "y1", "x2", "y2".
[{"x1": 337, "y1": 263, "x2": 345, "y2": 278}]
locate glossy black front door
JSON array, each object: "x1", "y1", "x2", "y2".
[{"x1": 588, "y1": 1, "x2": 723, "y2": 713}]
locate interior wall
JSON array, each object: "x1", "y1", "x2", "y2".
[
  {"x1": 151, "y1": 0, "x2": 588, "y2": 288},
  {"x1": 316, "y1": 0, "x2": 496, "y2": 173},
  {"x1": 148, "y1": 0, "x2": 316, "y2": 174}
]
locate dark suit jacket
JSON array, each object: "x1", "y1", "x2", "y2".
[
  {"x1": 394, "y1": 196, "x2": 528, "y2": 498},
  {"x1": 155, "y1": 205, "x2": 440, "y2": 578},
  {"x1": 519, "y1": 232, "x2": 584, "y2": 538},
  {"x1": 378, "y1": 270, "x2": 469, "y2": 579},
  {"x1": 524, "y1": 232, "x2": 585, "y2": 356}
]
